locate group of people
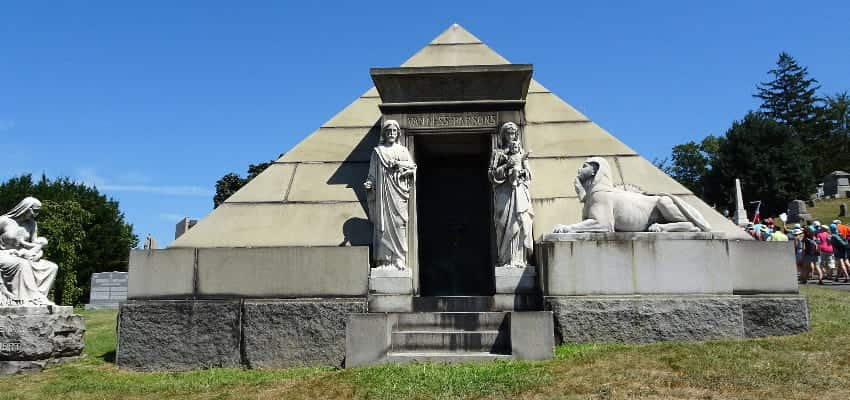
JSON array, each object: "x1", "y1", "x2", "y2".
[{"x1": 743, "y1": 218, "x2": 850, "y2": 284}]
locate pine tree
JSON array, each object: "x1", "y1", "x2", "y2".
[{"x1": 754, "y1": 52, "x2": 822, "y2": 135}]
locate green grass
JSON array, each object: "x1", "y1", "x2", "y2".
[
  {"x1": 1, "y1": 287, "x2": 849, "y2": 399},
  {"x1": 800, "y1": 198, "x2": 848, "y2": 225}
]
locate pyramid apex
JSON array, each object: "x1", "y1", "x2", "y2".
[{"x1": 429, "y1": 23, "x2": 483, "y2": 45}]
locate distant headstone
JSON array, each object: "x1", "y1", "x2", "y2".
[
  {"x1": 84, "y1": 271, "x2": 128, "y2": 310},
  {"x1": 788, "y1": 200, "x2": 812, "y2": 223},
  {"x1": 823, "y1": 171, "x2": 850, "y2": 198},
  {"x1": 840, "y1": 204, "x2": 848, "y2": 217},
  {"x1": 175, "y1": 217, "x2": 198, "y2": 240}
]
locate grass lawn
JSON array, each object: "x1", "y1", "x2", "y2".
[{"x1": 1, "y1": 286, "x2": 849, "y2": 400}]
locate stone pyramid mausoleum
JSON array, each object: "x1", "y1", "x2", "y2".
[
  {"x1": 171, "y1": 24, "x2": 747, "y2": 249},
  {"x1": 118, "y1": 25, "x2": 806, "y2": 372}
]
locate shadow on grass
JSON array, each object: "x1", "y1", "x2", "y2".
[{"x1": 101, "y1": 350, "x2": 116, "y2": 364}]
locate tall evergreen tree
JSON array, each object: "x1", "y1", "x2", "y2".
[{"x1": 754, "y1": 52, "x2": 822, "y2": 134}]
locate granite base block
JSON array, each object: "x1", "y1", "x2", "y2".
[
  {"x1": 0, "y1": 306, "x2": 85, "y2": 376},
  {"x1": 545, "y1": 295, "x2": 810, "y2": 344},
  {"x1": 116, "y1": 300, "x2": 242, "y2": 371},
  {"x1": 545, "y1": 296, "x2": 744, "y2": 343},
  {"x1": 117, "y1": 298, "x2": 369, "y2": 371},
  {"x1": 741, "y1": 295, "x2": 809, "y2": 338},
  {"x1": 243, "y1": 299, "x2": 367, "y2": 369}
]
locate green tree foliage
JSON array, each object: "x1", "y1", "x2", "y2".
[
  {"x1": 213, "y1": 160, "x2": 274, "y2": 208},
  {"x1": 704, "y1": 113, "x2": 815, "y2": 216},
  {"x1": 822, "y1": 92, "x2": 850, "y2": 170},
  {"x1": 659, "y1": 136, "x2": 721, "y2": 198},
  {"x1": 754, "y1": 52, "x2": 822, "y2": 134},
  {"x1": 0, "y1": 175, "x2": 137, "y2": 305},
  {"x1": 39, "y1": 200, "x2": 92, "y2": 305}
]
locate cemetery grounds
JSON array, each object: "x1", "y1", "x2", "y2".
[{"x1": 0, "y1": 286, "x2": 848, "y2": 400}]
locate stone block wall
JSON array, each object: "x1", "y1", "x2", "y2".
[{"x1": 117, "y1": 298, "x2": 366, "y2": 371}]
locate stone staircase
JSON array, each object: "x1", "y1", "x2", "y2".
[
  {"x1": 386, "y1": 311, "x2": 511, "y2": 363},
  {"x1": 346, "y1": 296, "x2": 554, "y2": 366}
]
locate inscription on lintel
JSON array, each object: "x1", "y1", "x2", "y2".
[{"x1": 407, "y1": 112, "x2": 498, "y2": 129}]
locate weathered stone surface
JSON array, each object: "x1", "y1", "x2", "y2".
[
  {"x1": 545, "y1": 296, "x2": 744, "y2": 343},
  {"x1": 0, "y1": 306, "x2": 85, "y2": 375},
  {"x1": 402, "y1": 43, "x2": 508, "y2": 67},
  {"x1": 128, "y1": 248, "x2": 195, "y2": 299},
  {"x1": 0, "y1": 306, "x2": 84, "y2": 360},
  {"x1": 741, "y1": 295, "x2": 809, "y2": 338},
  {"x1": 728, "y1": 241, "x2": 798, "y2": 294},
  {"x1": 525, "y1": 92, "x2": 588, "y2": 123},
  {"x1": 116, "y1": 300, "x2": 241, "y2": 371},
  {"x1": 510, "y1": 311, "x2": 554, "y2": 360},
  {"x1": 494, "y1": 266, "x2": 537, "y2": 294},
  {"x1": 170, "y1": 202, "x2": 370, "y2": 248},
  {"x1": 197, "y1": 247, "x2": 368, "y2": 297},
  {"x1": 278, "y1": 126, "x2": 378, "y2": 163},
  {"x1": 539, "y1": 239, "x2": 733, "y2": 296},
  {"x1": 243, "y1": 299, "x2": 366, "y2": 369},
  {"x1": 524, "y1": 122, "x2": 636, "y2": 158},
  {"x1": 287, "y1": 162, "x2": 369, "y2": 202},
  {"x1": 531, "y1": 197, "x2": 583, "y2": 241},
  {"x1": 345, "y1": 313, "x2": 391, "y2": 368},
  {"x1": 225, "y1": 163, "x2": 294, "y2": 203}
]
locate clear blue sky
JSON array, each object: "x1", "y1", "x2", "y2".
[{"x1": 2, "y1": 1, "x2": 849, "y2": 247}]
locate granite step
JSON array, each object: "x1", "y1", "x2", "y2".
[
  {"x1": 391, "y1": 330, "x2": 509, "y2": 353},
  {"x1": 385, "y1": 352, "x2": 513, "y2": 364},
  {"x1": 412, "y1": 296, "x2": 494, "y2": 312},
  {"x1": 394, "y1": 312, "x2": 508, "y2": 331}
]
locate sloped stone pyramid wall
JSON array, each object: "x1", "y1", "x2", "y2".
[{"x1": 171, "y1": 24, "x2": 746, "y2": 248}]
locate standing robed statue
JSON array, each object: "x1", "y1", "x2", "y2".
[
  {"x1": 364, "y1": 120, "x2": 417, "y2": 271},
  {"x1": 489, "y1": 122, "x2": 534, "y2": 268}
]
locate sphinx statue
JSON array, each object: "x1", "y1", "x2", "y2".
[
  {"x1": 0, "y1": 197, "x2": 58, "y2": 306},
  {"x1": 553, "y1": 157, "x2": 711, "y2": 233}
]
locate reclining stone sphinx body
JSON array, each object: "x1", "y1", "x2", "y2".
[{"x1": 554, "y1": 157, "x2": 711, "y2": 233}]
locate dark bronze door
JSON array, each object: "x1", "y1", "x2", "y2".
[{"x1": 415, "y1": 134, "x2": 494, "y2": 296}]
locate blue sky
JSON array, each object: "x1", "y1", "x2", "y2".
[{"x1": 2, "y1": 1, "x2": 849, "y2": 247}]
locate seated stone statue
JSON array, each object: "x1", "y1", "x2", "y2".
[
  {"x1": 554, "y1": 157, "x2": 711, "y2": 233},
  {"x1": 0, "y1": 197, "x2": 58, "y2": 306}
]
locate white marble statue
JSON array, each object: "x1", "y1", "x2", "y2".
[
  {"x1": 0, "y1": 197, "x2": 58, "y2": 306},
  {"x1": 554, "y1": 157, "x2": 712, "y2": 233},
  {"x1": 364, "y1": 120, "x2": 416, "y2": 270},
  {"x1": 489, "y1": 122, "x2": 534, "y2": 268}
]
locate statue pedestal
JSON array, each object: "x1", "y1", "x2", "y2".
[
  {"x1": 368, "y1": 269, "x2": 413, "y2": 312},
  {"x1": 0, "y1": 305, "x2": 85, "y2": 376},
  {"x1": 494, "y1": 266, "x2": 536, "y2": 294},
  {"x1": 538, "y1": 233, "x2": 809, "y2": 343}
]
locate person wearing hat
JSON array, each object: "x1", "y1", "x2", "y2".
[
  {"x1": 802, "y1": 228, "x2": 823, "y2": 284},
  {"x1": 816, "y1": 223, "x2": 835, "y2": 280},
  {"x1": 792, "y1": 228, "x2": 806, "y2": 282},
  {"x1": 830, "y1": 224, "x2": 850, "y2": 283}
]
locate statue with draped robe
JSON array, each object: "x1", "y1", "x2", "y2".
[
  {"x1": 0, "y1": 197, "x2": 58, "y2": 306},
  {"x1": 364, "y1": 120, "x2": 416, "y2": 270},
  {"x1": 489, "y1": 122, "x2": 534, "y2": 268}
]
